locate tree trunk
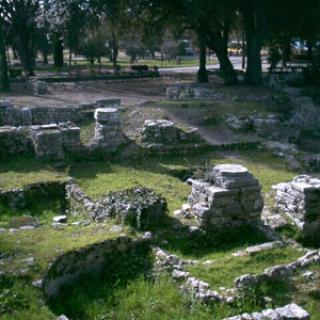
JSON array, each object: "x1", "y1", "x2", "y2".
[
  {"x1": 282, "y1": 40, "x2": 291, "y2": 67},
  {"x1": 111, "y1": 32, "x2": 118, "y2": 69},
  {"x1": 242, "y1": 32, "x2": 246, "y2": 70},
  {"x1": 242, "y1": 0, "x2": 266, "y2": 85},
  {"x1": 53, "y1": 34, "x2": 64, "y2": 68},
  {"x1": 245, "y1": 35, "x2": 263, "y2": 85},
  {"x1": 17, "y1": 37, "x2": 35, "y2": 76},
  {"x1": 205, "y1": 22, "x2": 237, "y2": 85},
  {"x1": 69, "y1": 50, "x2": 72, "y2": 65},
  {"x1": 307, "y1": 41, "x2": 314, "y2": 62},
  {"x1": 43, "y1": 52, "x2": 48, "y2": 65},
  {"x1": 0, "y1": 23, "x2": 10, "y2": 91},
  {"x1": 197, "y1": 39, "x2": 208, "y2": 83},
  {"x1": 214, "y1": 44, "x2": 237, "y2": 85}
]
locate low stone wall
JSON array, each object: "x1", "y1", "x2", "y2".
[
  {"x1": 66, "y1": 182, "x2": 167, "y2": 229},
  {"x1": 0, "y1": 123, "x2": 81, "y2": 160},
  {"x1": 274, "y1": 175, "x2": 320, "y2": 241},
  {"x1": 224, "y1": 303, "x2": 310, "y2": 320},
  {"x1": 0, "y1": 126, "x2": 33, "y2": 158},
  {"x1": 175, "y1": 164, "x2": 263, "y2": 229},
  {"x1": 0, "y1": 99, "x2": 121, "y2": 126},
  {"x1": 166, "y1": 84, "x2": 218, "y2": 99},
  {"x1": 43, "y1": 236, "x2": 149, "y2": 298},
  {"x1": 0, "y1": 181, "x2": 67, "y2": 211}
]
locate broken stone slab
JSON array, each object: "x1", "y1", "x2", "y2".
[
  {"x1": 275, "y1": 303, "x2": 310, "y2": 320},
  {"x1": 232, "y1": 241, "x2": 284, "y2": 257}
]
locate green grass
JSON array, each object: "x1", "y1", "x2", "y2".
[
  {"x1": 79, "y1": 120, "x2": 95, "y2": 145},
  {"x1": 0, "y1": 149, "x2": 306, "y2": 319},
  {"x1": 0, "y1": 157, "x2": 67, "y2": 189},
  {"x1": 186, "y1": 246, "x2": 302, "y2": 290},
  {"x1": 33, "y1": 57, "x2": 219, "y2": 74},
  {"x1": 70, "y1": 160, "x2": 191, "y2": 214}
]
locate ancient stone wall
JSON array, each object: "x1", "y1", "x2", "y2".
[
  {"x1": 0, "y1": 123, "x2": 81, "y2": 160},
  {"x1": 43, "y1": 236, "x2": 149, "y2": 298},
  {"x1": 0, "y1": 99, "x2": 120, "y2": 126},
  {"x1": 0, "y1": 181, "x2": 67, "y2": 211},
  {"x1": 274, "y1": 175, "x2": 320, "y2": 241},
  {"x1": 176, "y1": 164, "x2": 263, "y2": 229},
  {"x1": 0, "y1": 126, "x2": 33, "y2": 158}
]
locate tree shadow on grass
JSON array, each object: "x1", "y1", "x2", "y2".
[
  {"x1": 48, "y1": 242, "x2": 154, "y2": 320},
  {"x1": 148, "y1": 215, "x2": 269, "y2": 260}
]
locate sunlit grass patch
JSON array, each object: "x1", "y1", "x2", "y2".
[{"x1": 186, "y1": 246, "x2": 302, "y2": 290}]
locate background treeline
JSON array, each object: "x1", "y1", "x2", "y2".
[{"x1": 1, "y1": 0, "x2": 320, "y2": 91}]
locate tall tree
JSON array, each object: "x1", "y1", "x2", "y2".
[
  {"x1": 240, "y1": 0, "x2": 267, "y2": 85},
  {"x1": 0, "y1": 22, "x2": 10, "y2": 91},
  {"x1": 1, "y1": 0, "x2": 40, "y2": 76}
]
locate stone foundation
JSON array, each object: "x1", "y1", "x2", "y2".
[
  {"x1": 43, "y1": 236, "x2": 150, "y2": 298},
  {"x1": 90, "y1": 108, "x2": 127, "y2": 151},
  {"x1": 176, "y1": 164, "x2": 263, "y2": 229},
  {"x1": 0, "y1": 181, "x2": 67, "y2": 211},
  {"x1": 0, "y1": 99, "x2": 120, "y2": 126},
  {"x1": 141, "y1": 119, "x2": 202, "y2": 145},
  {"x1": 0, "y1": 123, "x2": 81, "y2": 160},
  {"x1": 274, "y1": 175, "x2": 320, "y2": 241}
]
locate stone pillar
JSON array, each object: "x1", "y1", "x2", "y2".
[
  {"x1": 90, "y1": 108, "x2": 126, "y2": 151},
  {"x1": 177, "y1": 164, "x2": 263, "y2": 229},
  {"x1": 274, "y1": 175, "x2": 320, "y2": 241}
]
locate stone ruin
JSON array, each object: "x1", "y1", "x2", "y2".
[
  {"x1": 224, "y1": 303, "x2": 310, "y2": 320},
  {"x1": 0, "y1": 123, "x2": 80, "y2": 160},
  {"x1": 175, "y1": 164, "x2": 263, "y2": 229},
  {"x1": 274, "y1": 175, "x2": 320, "y2": 241},
  {"x1": 90, "y1": 108, "x2": 127, "y2": 151},
  {"x1": 141, "y1": 119, "x2": 203, "y2": 145},
  {"x1": 0, "y1": 99, "x2": 120, "y2": 126},
  {"x1": 0, "y1": 100, "x2": 127, "y2": 160},
  {"x1": 67, "y1": 183, "x2": 167, "y2": 229},
  {"x1": 166, "y1": 84, "x2": 218, "y2": 99},
  {"x1": 27, "y1": 79, "x2": 49, "y2": 95}
]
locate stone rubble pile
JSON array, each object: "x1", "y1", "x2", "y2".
[
  {"x1": 141, "y1": 119, "x2": 202, "y2": 145},
  {"x1": 235, "y1": 250, "x2": 320, "y2": 290},
  {"x1": 225, "y1": 113, "x2": 281, "y2": 137},
  {"x1": 224, "y1": 303, "x2": 310, "y2": 320},
  {"x1": 90, "y1": 107, "x2": 127, "y2": 151},
  {"x1": 166, "y1": 84, "x2": 218, "y2": 99},
  {"x1": 274, "y1": 175, "x2": 320, "y2": 241},
  {"x1": 97, "y1": 187, "x2": 167, "y2": 228},
  {"x1": 67, "y1": 182, "x2": 167, "y2": 229},
  {"x1": 154, "y1": 247, "x2": 228, "y2": 303},
  {"x1": 176, "y1": 164, "x2": 263, "y2": 229}
]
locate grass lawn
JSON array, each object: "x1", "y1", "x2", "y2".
[
  {"x1": 33, "y1": 56, "x2": 219, "y2": 74},
  {"x1": 186, "y1": 246, "x2": 302, "y2": 290},
  {"x1": 0, "y1": 157, "x2": 67, "y2": 190},
  {"x1": 0, "y1": 149, "x2": 308, "y2": 320}
]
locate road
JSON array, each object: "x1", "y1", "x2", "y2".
[{"x1": 159, "y1": 56, "x2": 270, "y2": 74}]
